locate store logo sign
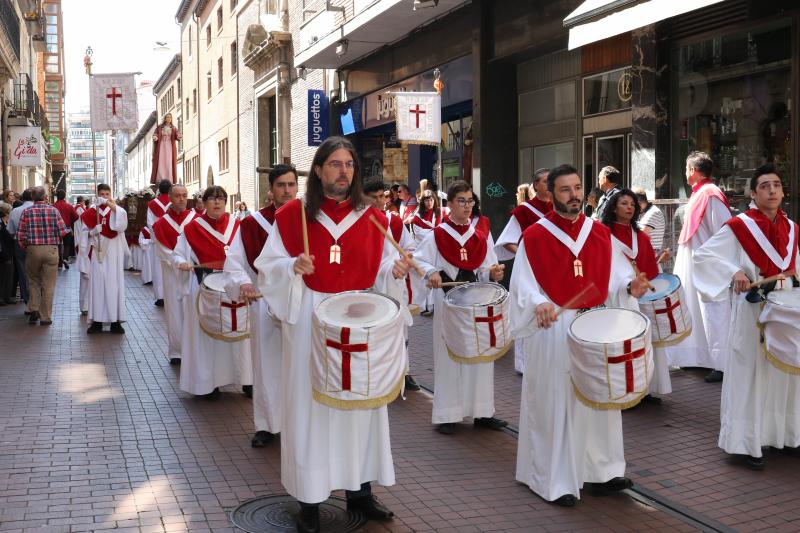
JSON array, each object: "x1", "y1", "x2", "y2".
[{"x1": 307, "y1": 89, "x2": 329, "y2": 146}]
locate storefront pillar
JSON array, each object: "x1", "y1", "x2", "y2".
[{"x1": 630, "y1": 25, "x2": 660, "y2": 195}]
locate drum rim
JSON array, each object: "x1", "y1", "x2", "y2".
[
  {"x1": 765, "y1": 288, "x2": 800, "y2": 308},
  {"x1": 569, "y1": 307, "x2": 650, "y2": 344},
  {"x1": 316, "y1": 289, "x2": 401, "y2": 327},
  {"x1": 200, "y1": 271, "x2": 226, "y2": 291},
  {"x1": 444, "y1": 281, "x2": 508, "y2": 308},
  {"x1": 639, "y1": 273, "x2": 682, "y2": 302}
]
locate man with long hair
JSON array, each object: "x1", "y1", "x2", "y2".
[{"x1": 255, "y1": 137, "x2": 413, "y2": 532}]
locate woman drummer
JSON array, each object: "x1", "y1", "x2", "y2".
[
  {"x1": 174, "y1": 185, "x2": 253, "y2": 400},
  {"x1": 601, "y1": 188, "x2": 671, "y2": 401}
]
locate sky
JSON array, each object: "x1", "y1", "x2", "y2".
[{"x1": 63, "y1": 0, "x2": 182, "y2": 124}]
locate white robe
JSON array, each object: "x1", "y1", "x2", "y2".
[
  {"x1": 87, "y1": 205, "x2": 129, "y2": 323},
  {"x1": 138, "y1": 232, "x2": 153, "y2": 284},
  {"x1": 494, "y1": 216, "x2": 523, "y2": 262},
  {"x1": 75, "y1": 214, "x2": 90, "y2": 313},
  {"x1": 147, "y1": 208, "x2": 165, "y2": 300},
  {"x1": 694, "y1": 225, "x2": 800, "y2": 456},
  {"x1": 156, "y1": 241, "x2": 184, "y2": 359},
  {"x1": 172, "y1": 234, "x2": 253, "y2": 395},
  {"x1": 509, "y1": 240, "x2": 637, "y2": 501},
  {"x1": 255, "y1": 221, "x2": 405, "y2": 504},
  {"x1": 665, "y1": 197, "x2": 732, "y2": 369},
  {"x1": 223, "y1": 231, "x2": 282, "y2": 434},
  {"x1": 413, "y1": 230, "x2": 499, "y2": 424}
]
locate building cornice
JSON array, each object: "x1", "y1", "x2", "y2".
[
  {"x1": 125, "y1": 111, "x2": 157, "y2": 154},
  {"x1": 153, "y1": 55, "x2": 181, "y2": 96},
  {"x1": 175, "y1": 0, "x2": 193, "y2": 23}
]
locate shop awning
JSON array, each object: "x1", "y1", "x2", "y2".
[{"x1": 564, "y1": 0, "x2": 726, "y2": 50}]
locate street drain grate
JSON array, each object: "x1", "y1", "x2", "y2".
[{"x1": 230, "y1": 494, "x2": 366, "y2": 532}]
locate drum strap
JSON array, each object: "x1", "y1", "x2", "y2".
[{"x1": 440, "y1": 269, "x2": 477, "y2": 293}]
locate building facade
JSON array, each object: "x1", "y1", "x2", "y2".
[
  {"x1": 40, "y1": 0, "x2": 65, "y2": 191},
  {"x1": 124, "y1": 110, "x2": 157, "y2": 193},
  {"x1": 66, "y1": 110, "x2": 109, "y2": 201}
]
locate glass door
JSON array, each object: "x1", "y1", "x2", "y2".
[{"x1": 595, "y1": 133, "x2": 629, "y2": 187}]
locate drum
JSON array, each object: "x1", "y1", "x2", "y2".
[
  {"x1": 759, "y1": 289, "x2": 800, "y2": 374},
  {"x1": 312, "y1": 290, "x2": 406, "y2": 410},
  {"x1": 568, "y1": 308, "x2": 653, "y2": 410},
  {"x1": 442, "y1": 282, "x2": 512, "y2": 364},
  {"x1": 638, "y1": 273, "x2": 692, "y2": 347},
  {"x1": 197, "y1": 272, "x2": 250, "y2": 342}
]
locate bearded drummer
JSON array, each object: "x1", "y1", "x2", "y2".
[
  {"x1": 508, "y1": 165, "x2": 649, "y2": 507},
  {"x1": 412, "y1": 180, "x2": 506, "y2": 435},
  {"x1": 223, "y1": 165, "x2": 298, "y2": 448},
  {"x1": 600, "y1": 189, "x2": 673, "y2": 401},
  {"x1": 173, "y1": 185, "x2": 253, "y2": 400},
  {"x1": 254, "y1": 137, "x2": 413, "y2": 533},
  {"x1": 694, "y1": 164, "x2": 800, "y2": 471}
]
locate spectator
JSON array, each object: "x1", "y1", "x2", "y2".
[
  {"x1": 2, "y1": 190, "x2": 17, "y2": 206},
  {"x1": 17, "y1": 186, "x2": 68, "y2": 325},
  {"x1": 7, "y1": 188, "x2": 34, "y2": 309},
  {"x1": 633, "y1": 187, "x2": 666, "y2": 252},
  {"x1": 52, "y1": 189, "x2": 77, "y2": 268},
  {"x1": 593, "y1": 166, "x2": 622, "y2": 221},
  {"x1": 0, "y1": 201, "x2": 15, "y2": 305},
  {"x1": 398, "y1": 183, "x2": 418, "y2": 223},
  {"x1": 389, "y1": 184, "x2": 402, "y2": 210},
  {"x1": 584, "y1": 187, "x2": 602, "y2": 218},
  {"x1": 516, "y1": 183, "x2": 532, "y2": 206},
  {"x1": 236, "y1": 201, "x2": 251, "y2": 220}
]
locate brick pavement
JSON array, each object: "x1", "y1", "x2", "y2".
[{"x1": 0, "y1": 268, "x2": 796, "y2": 532}]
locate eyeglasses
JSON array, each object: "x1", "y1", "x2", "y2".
[
  {"x1": 454, "y1": 198, "x2": 476, "y2": 207},
  {"x1": 326, "y1": 160, "x2": 355, "y2": 171},
  {"x1": 206, "y1": 195, "x2": 226, "y2": 202}
]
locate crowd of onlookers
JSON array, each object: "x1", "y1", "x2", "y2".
[{"x1": 0, "y1": 187, "x2": 75, "y2": 323}]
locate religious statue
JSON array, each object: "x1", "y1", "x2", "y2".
[{"x1": 150, "y1": 113, "x2": 182, "y2": 184}]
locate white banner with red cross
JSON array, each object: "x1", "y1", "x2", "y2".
[
  {"x1": 89, "y1": 73, "x2": 138, "y2": 132},
  {"x1": 392, "y1": 91, "x2": 441, "y2": 146}
]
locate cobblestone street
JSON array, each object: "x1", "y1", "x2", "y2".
[{"x1": 1, "y1": 268, "x2": 799, "y2": 532}]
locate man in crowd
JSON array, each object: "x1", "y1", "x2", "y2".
[
  {"x1": 666, "y1": 151, "x2": 732, "y2": 382},
  {"x1": 7, "y1": 188, "x2": 33, "y2": 311},
  {"x1": 398, "y1": 183, "x2": 418, "y2": 224},
  {"x1": 82, "y1": 184, "x2": 128, "y2": 334},
  {"x1": 634, "y1": 187, "x2": 666, "y2": 253},
  {"x1": 510, "y1": 164, "x2": 649, "y2": 507},
  {"x1": 592, "y1": 166, "x2": 622, "y2": 221},
  {"x1": 16, "y1": 186, "x2": 68, "y2": 326},
  {"x1": 52, "y1": 189, "x2": 77, "y2": 268},
  {"x1": 147, "y1": 180, "x2": 172, "y2": 306},
  {"x1": 153, "y1": 184, "x2": 196, "y2": 365}
]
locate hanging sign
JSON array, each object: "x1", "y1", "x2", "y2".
[
  {"x1": 9, "y1": 126, "x2": 43, "y2": 167},
  {"x1": 393, "y1": 91, "x2": 441, "y2": 146},
  {"x1": 307, "y1": 89, "x2": 329, "y2": 146}
]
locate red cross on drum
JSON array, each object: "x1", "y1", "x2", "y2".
[
  {"x1": 197, "y1": 272, "x2": 251, "y2": 341},
  {"x1": 442, "y1": 282, "x2": 512, "y2": 364},
  {"x1": 638, "y1": 273, "x2": 692, "y2": 348},
  {"x1": 568, "y1": 307, "x2": 653, "y2": 410}
]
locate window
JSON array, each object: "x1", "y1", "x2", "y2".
[
  {"x1": 217, "y1": 7, "x2": 223, "y2": 33},
  {"x1": 207, "y1": 71, "x2": 212, "y2": 100},
  {"x1": 582, "y1": 68, "x2": 632, "y2": 116},
  {"x1": 230, "y1": 43, "x2": 237, "y2": 76},
  {"x1": 230, "y1": 0, "x2": 238, "y2": 10},
  {"x1": 218, "y1": 138, "x2": 229, "y2": 172},
  {"x1": 177, "y1": 78, "x2": 181, "y2": 98},
  {"x1": 189, "y1": 26, "x2": 193, "y2": 57},
  {"x1": 217, "y1": 57, "x2": 223, "y2": 88},
  {"x1": 206, "y1": 25, "x2": 211, "y2": 47},
  {"x1": 186, "y1": 97, "x2": 190, "y2": 115},
  {"x1": 302, "y1": 0, "x2": 319, "y2": 21},
  {"x1": 192, "y1": 89, "x2": 197, "y2": 114}
]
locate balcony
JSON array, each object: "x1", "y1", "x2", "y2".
[
  {"x1": 0, "y1": 0, "x2": 21, "y2": 61},
  {"x1": 13, "y1": 73, "x2": 42, "y2": 121}
]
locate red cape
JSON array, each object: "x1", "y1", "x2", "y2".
[
  {"x1": 511, "y1": 197, "x2": 553, "y2": 232},
  {"x1": 433, "y1": 220, "x2": 488, "y2": 271},
  {"x1": 611, "y1": 223, "x2": 659, "y2": 280},
  {"x1": 148, "y1": 194, "x2": 171, "y2": 219},
  {"x1": 727, "y1": 209, "x2": 798, "y2": 277},
  {"x1": 523, "y1": 212, "x2": 611, "y2": 308},
  {"x1": 678, "y1": 179, "x2": 730, "y2": 245},
  {"x1": 240, "y1": 204, "x2": 276, "y2": 273},
  {"x1": 153, "y1": 208, "x2": 195, "y2": 251},
  {"x1": 81, "y1": 206, "x2": 120, "y2": 239},
  {"x1": 183, "y1": 213, "x2": 240, "y2": 269}
]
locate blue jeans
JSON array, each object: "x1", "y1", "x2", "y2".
[{"x1": 14, "y1": 241, "x2": 28, "y2": 303}]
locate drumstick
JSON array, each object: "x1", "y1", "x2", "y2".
[
  {"x1": 554, "y1": 283, "x2": 599, "y2": 317},
  {"x1": 749, "y1": 270, "x2": 796, "y2": 289},
  {"x1": 441, "y1": 281, "x2": 469, "y2": 287},
  {"x1": 368, "y1": 215, "x2": 425, "y2": 276},
  {"x1": 300, "y1": 200, "x2": 310, "y2": 257},
  {"x1": 656, "y1": 249, "x2": 670, "y2": 264}
]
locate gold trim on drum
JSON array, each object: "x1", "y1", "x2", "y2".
[
  {"x1": 571, "y1": 380, "x2": 647, "y2": 410},
  {"x1": 196, "y1": 292, "x2": 251, "y2": 342},
  {"x1": 758, "y1": 319, "x2": 800, "y2": 375},
  {"x1": 312, "y1": 375, "x2": 404, "y2": 410},
  {"x1": 446, "y1": 342, "x2": 513, "y2": 364},
  {"x1": 408, "y1": 304, "x2": 421, "y2": 316},
  {"x1": 651, "y1": 326, "x2": 692, "y2": 348}
]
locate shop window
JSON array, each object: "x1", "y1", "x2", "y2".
[
  {"x1": 583, "y1": 68, "x2": 632, "y2": 116},
  {"x1": 533, "y1": 142, "x2": 574, "y2": 173},
  {"x1": 519, "y1": 82, "x2": 575, "y2": 127},
  {"x1": 671, "y1": 20, "x2": 792, "y2": 210}
]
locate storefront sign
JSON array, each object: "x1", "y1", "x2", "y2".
[
  {"x1": 9, "y1": 126, "x2": 43, "y2": 167},
  {"x1": 307, "y1": 89, "x2": 329, "y2": 146}
]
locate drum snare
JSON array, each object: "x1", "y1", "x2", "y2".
[
  {"x1": 759, "y1": 288, "x2": 800, "y2": 374},
  {"x1": 197, "y1": 272, "x2": 250, "y2": 342},
  {"x1": 442, "y1": 282, "x2": 512, "y2": 364}
]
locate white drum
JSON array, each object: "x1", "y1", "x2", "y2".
[
  {"x1": 638, "y1": 273, "x2": 692, "y2": 347},
  {"x1": 568, "y1": 308, "x2": 653, "y2": 410},
  {"x1": 759, "y1": 289, "x2": 800, "y2": 374},
  {"x1": 442, "y1": 282, "x2": 512, "y2": 364},
  {"x1": 197, "y1": 272, "x2": 250, "y2": 342},
  {"x1": 312, "y1": 290, "x2": 406, "y2": 410}
]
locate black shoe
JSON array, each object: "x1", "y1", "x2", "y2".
[
  {"x1": 295, "y1": 503, "x2": 319, "y2": 533},
  {"x1": 80, "y1": 310, "x2": 88, "y2": 316},
  {"x1": 705, "y1": 370, "x2": 724, "y2": 383},
  {"x1": 474, "y1": 417, "x2": 508, "y2": 431},
  {"x1": 63, "y1": 263, "x2": 69, "y2": 270},
  {"x1": 588, "y1": 477, "x2": 633, "y2": 495},
  {"x1": 143, "y1": 281, "x2": 153, "y2": 286},
  {"x1": 243, "y1": 385, "x2": 253, "y2": 398},
  {"x1": 404, "y1": 374, "x2": 421, "y2": 391},
  {"x1": 641, "y1": 394, "x2": 663, "y2": 405},
  {"x1": 40, "y1": 320, "x2": 52, "y2": 326},
  {"x1": 552, "y1": 494, "x2": 577, "y2": 507},
  {"x1": 200, "y1": 387, "x2": 221, "y2": 401},
  {"x1": 154, "y1": 299, "x2": 164, "y2": 307},
  {"x1": 347, "y1": 494, "x2": 394, "y2": 520},
  {"x1": 27, "y1": 311, "x2": 40, "y2": 324},
  {"x1": 437, "y1": 423, "x2": 456, "y2": 435},
  {"x1": 420, "y1": 309, "x2": 434, "y2": 317},
  {"x1": 745, "y1": 455, "x2": 765, "y2": 471},
  {"x1": 110, "y1": 322, "x2": 125, "y2": 334},
  {"x1": 169, "y1": 358, "x2": 181, "y2": 366},
  {"x1": 251, "y1": 430, "x2": 277, "y2": 447},
  {"x1": 24, "y1": 310, "x2": 32, "y2": 316},
  {"x1": 87, "y1": 322, "x2": 103, "y2": 334}
]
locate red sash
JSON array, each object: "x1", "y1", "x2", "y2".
[
  {"x1": 153, "y1": 208, "x2": 195, "y2": 250},
  {"x1": 726, "y1": 209, "x2": 798, "y2": 277},
  {"x1": 183, "y1": 213, "x2": 240, "y2": 269},
  {"x1": 511, "y1": 197, "x2": 553, "y2": 232},
  {"x1": 148, "y1": 194, "x2": 171, "y2": 218},
  {"x1": 81, "y1": 206, "x2": 119, "y2": 239},
  {"x1": 240, "y1": 205, "x2": 276, "y2": 272},
  {"x1": 433, "y1": 220, "x2": 488, "y2": 271},
  {"x1": 611, "y1": 223, "x2": 659, "y2": 280},
  {"x1": 678, "y1": 179, "x2": 730, "y2": 244}
]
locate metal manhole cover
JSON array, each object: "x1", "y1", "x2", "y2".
[{"x1": 230, "y1": 494, "x2": 366, "y2": 532}]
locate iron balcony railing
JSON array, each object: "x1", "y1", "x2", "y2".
[
  {"x1": 0, "y1": 0, "x2": 20, "y2": 61},
  {"x1": 13, "y1": 73, "x2": 42, "y2": 120}
]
